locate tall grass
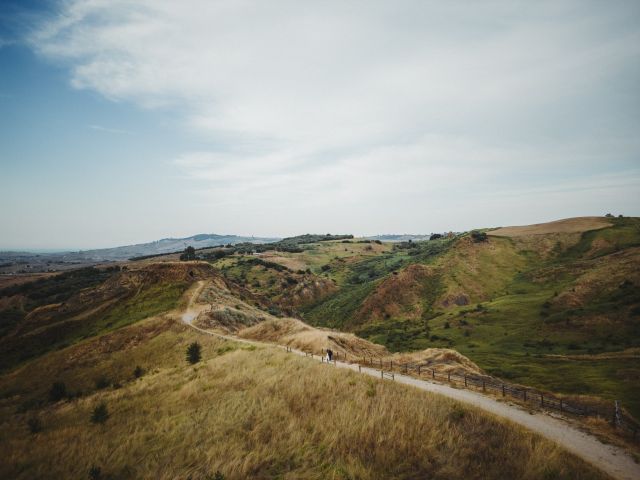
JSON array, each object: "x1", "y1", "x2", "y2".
[{"x1": 0, "y1": 316, "x2": 606, "y2": 479}]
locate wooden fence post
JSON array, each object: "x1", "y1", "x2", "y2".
[
  {"x1": 502, "y1": 384, "x2": 505, "y2": 397},
  {"x1": 358, "y1": 365, "x2": 361, "y2": 373},
  {"x1": 381, "y1": 370, "x2": 384, "y2": 379},
  {"x1": 540, "y1": 394, "x2": 544, "y2": 407},
  {"x1": 464, "y1": 375, "x2": 467, "y2": 387},
  {"x1": 432, "y1": 369, "x2": 435, "y2": 380},
  {"x1": 390, "y1": 361, "x2": 393, "y2": 371},
  {"x1": 417, "y1": 365, "x2": 421, "y2": 375},
  {"x1": 447, "y1": 372, "x2": 451, "y2": 382},
  {"x1": 482, "y1": 380, "x2": 486, "y2": 392},
  {"x1": 560, "y1": 399, "x2": 563, "y2": 412},
  {"x1": 524, "y1": 390, "x2": 527, "y2": 401}
]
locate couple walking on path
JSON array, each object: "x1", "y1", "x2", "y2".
[{"x1": 325, "y1": 348, "x2": 334, "y2": 363}]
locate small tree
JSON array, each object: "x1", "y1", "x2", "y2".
[
  {"x1": 91, "y1": 402, "x2": 109, "y2": 424},
  {"x1": 186, "y1": 342, "x2": 202, "y2": 364},
  {"x1": 89, "y1": 466, "x2": 102, "y2": 479},
  {"x1": 133, "y1": 365, "x2": 144, "y2": 378},
  {"x1": 180, "y1": 246, "x2": 197, "y2": 261},
  {"x1": 49, "y1": 381, "x2": 67, "y2": 402}
]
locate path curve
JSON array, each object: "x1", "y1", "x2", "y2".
[{"x1": 181, "y1": 282, "x2": 640, "y2": 480}]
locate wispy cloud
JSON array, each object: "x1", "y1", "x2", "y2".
[{"x1": 88, "y1": 124, "x2": 133, "y2": 135}]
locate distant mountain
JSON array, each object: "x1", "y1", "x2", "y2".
[
  {"x1": 67, "y1": 234, "x2": 280, "y2": 261},
  {"x1": 0, "y1": 234, "x2": 279, "y2": 271}
]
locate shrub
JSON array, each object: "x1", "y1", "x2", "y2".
[
  {"x1": 186, "y1": 342, "x2": 202, "y2": 364},
  {"x1": 133, "y1": 366, "x2": 144, "y2": 378},
  {"x1": 94, "y1": 376, "x2": 110, "y2": 390},
  {"x1": 470, "y1": 231, "x2": 488, "y2": 242},
  {"x1": 27, "y1": 417, "x2": 42, "y2": 434},
  {"x1": 429, "y1": 233, "x2": 443, "y2": 240},
  {"x1": 91, "y1": 402, "x2": 109, "y2": 424},
  {"x1": 444, "y1": 321, "x2": 450, "y2": 329},
  {"x1": 207, "y1": 472, "x2": 225, "y2": 480},
  {"x1": 89, "y1": 465, "x2": 102, "y2": 479},
  {"x1": 49, "y1": 381, "x2": 67, "y2": 402}
]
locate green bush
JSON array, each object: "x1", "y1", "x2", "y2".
[
  {"x1": 49, "y1": 381, "x2": 67, "y2": 402},
  {"x1": 27, "y1": 417, "x2": 42, "y2": 434},
  {"x1": 186, "y1": 342, "x2": 202, "y2": 364},
  {"x1": 470, "y1": 231, "x2": 488, "y2": 242},
  {"x1": 133, "y1": 366, "x2": 144, "y2": 378},
  {"x1": 91, "y1": 402, "x2": 109, "y2": 424},
  {"x1": 94, "y1": 375, "x2": 110, "y2": 390},
  {"x1": 89, "y1": 465, "x2": 102, "y2": 479}
]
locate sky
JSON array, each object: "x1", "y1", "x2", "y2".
[{"x1": 1, "y1": 0, "x2": 639, "y2": 250}]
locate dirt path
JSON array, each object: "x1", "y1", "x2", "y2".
[{"x1": 181, "y1": 282, "x2": 640, "y2": 480}]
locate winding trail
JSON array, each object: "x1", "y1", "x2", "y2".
[{"x1": 182, "y1": 281, "x2": 640, "y2": 480}]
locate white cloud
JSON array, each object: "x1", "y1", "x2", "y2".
[
  {"x1": 28, "y1": 0, "x2": 640, "y2": 234},
  {"x1": 89, "y1": 124, "x2": 133, "y2": 135}
]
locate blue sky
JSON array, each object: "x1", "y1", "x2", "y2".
[{"x1": 1, "y1": 1, "x2": 639, "y2": 250}]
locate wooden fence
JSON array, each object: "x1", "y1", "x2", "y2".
[{"x1": 309, "y1": 348, "x2": 639, "y2": 442}]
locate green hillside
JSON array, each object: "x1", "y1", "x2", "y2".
[{"x1": 210, "y1": 217, "x2": 640, "y2": 416}]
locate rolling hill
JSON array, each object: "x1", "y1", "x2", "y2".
[
  {"x1": 0, "y1": 276, "x2": 611, "y2": 479},
  {"x1": 1, "y1": 216, "x2": 639, "y2": 479}
]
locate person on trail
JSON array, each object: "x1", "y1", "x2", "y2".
[{"x1": 326, "y1": 348, "x2": 333, "y2": 362}]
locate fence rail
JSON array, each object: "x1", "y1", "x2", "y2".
[{"x1": 307, "y1": 348, "x2": 639, "y2": 442}]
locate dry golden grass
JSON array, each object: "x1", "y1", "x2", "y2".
[
  {"x1": 0, "y1": 314, "x2": 608, "y2": 479},
  {"x1": 489, "y1": 216, "x2": 612, "y2": 237},
  {"x1": 240, "y1": 318, "x2": 511, "y2": 378},
  {"x1": 387, "y1": 348, "x2": 485, "y2": 376},
  {"x1": 238, "y1": 317, "x2": 388, "y2": 359}
]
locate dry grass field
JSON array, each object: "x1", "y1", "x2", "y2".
[
  {"x1": 0, "y1": 311, "x2": 608, "y2": 479},
  {"x1": 489, "y1": 216, "x2": 612, "y2": 237}
]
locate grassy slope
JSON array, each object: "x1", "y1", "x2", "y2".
[
  {"x1": 0, "y1": 315, "x2": 606, "y2": 480},
  {"x1": 293, "y1": 219, "x2": 640, "y2": 417},
  {"x1": 424, "y1": 218, "x2": 640, "y2": 416},
  {"x1": 301, "y1": 238, "x2": 453, "y2": 328},
  {"x1": 0, "y1": 279, "x2": 189, "y2": 372}
]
